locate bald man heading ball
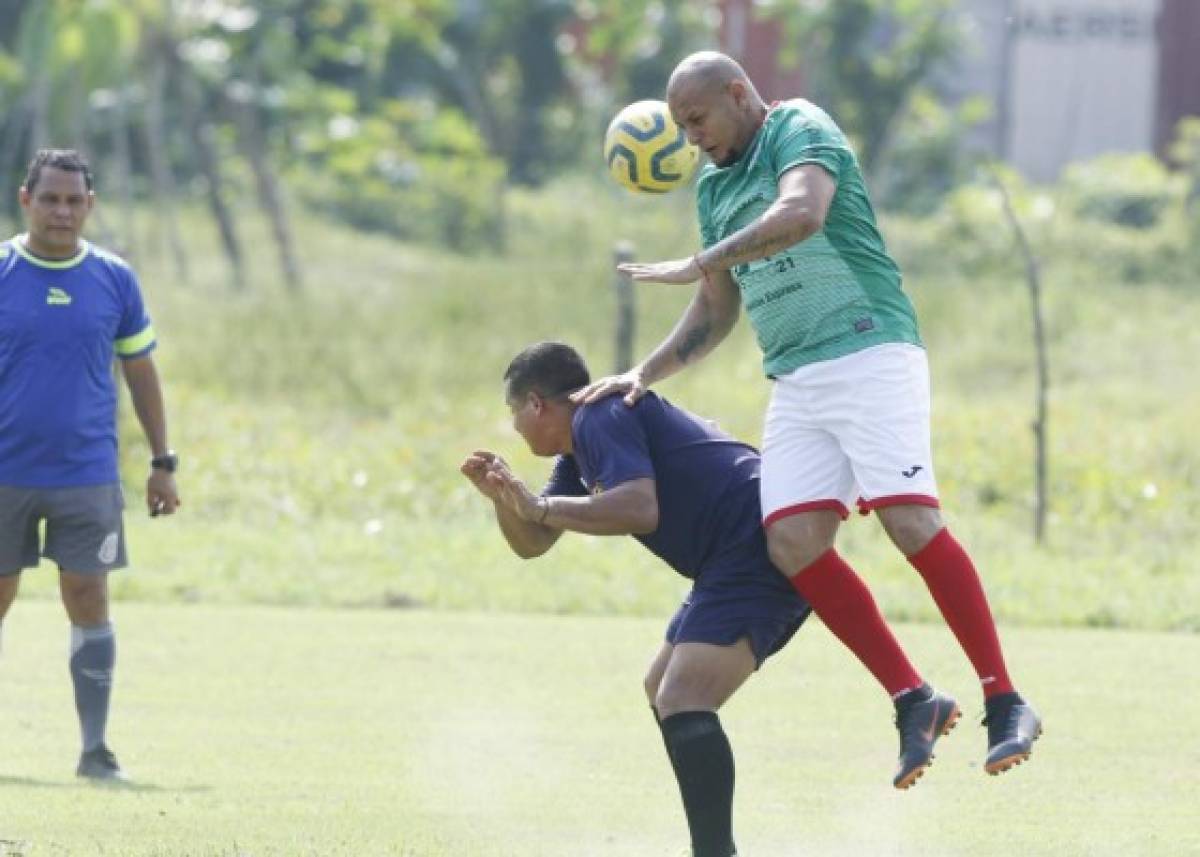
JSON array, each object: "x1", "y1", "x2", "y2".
[{"x1": 575, "y1": 51, "x2": 1041, "y2": 787}]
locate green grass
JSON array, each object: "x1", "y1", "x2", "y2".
[{"x1": 0, "y1": 601, "x2": 1196, "y2": 855}]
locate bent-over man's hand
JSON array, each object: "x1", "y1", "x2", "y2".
[
  {"x1": 484, "y1": 461, "x2": 542, "y2": 522},
  {"x1": 461, "y1": 450, "x2": 507, "y2": 501},
  {"x1": 570, "y1": 369, "x2": 648, "y2": 407}
]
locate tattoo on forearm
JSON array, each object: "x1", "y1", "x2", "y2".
[
  {"x1": 676, "y1": 322, "x2": 711, "y2": 363},
  {"x1": 714, "y1": 232, "x2": 780, "y2": 266}
]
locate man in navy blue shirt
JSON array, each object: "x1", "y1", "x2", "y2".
[
  {"x1": 462, "y1": 341, "x2": 809, "y2": 857},
  {"x1": 0, "y1": 150, "x2": 180, "y2": 781}
]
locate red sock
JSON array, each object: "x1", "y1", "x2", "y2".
[
  {"x1": 908, "y1": 528, "x2": 1014, "y2": 698},
  {"x1": 790, "y1": 550, "x2": 922, "y2": 698}
]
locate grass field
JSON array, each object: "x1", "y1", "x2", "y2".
[{"x1": 0, "y1": 601, "x2": 1197, "y2": 856}]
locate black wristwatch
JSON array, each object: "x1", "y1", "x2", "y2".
[{"x1": 151, "y1": 451, "x2": 179, "y2": 473}]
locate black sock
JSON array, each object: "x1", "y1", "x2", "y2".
[
  {"x1": 651, "y1": 705, "x2": 672, "y2": 758},
  {"x1": 894, "y1": 681, "x2": 933, "y2": 713},
  {"x1": 985, "y1": 691, "x2": 1024, "y2": 714},
  {"x1": 660, "y1": 710, "x2": 736, "y2": 857}
]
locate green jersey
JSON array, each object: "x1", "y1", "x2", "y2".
[{"x1": 696, "y1": 99, "x2": 921, "y2": 377}]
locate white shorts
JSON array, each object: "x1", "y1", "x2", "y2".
[{"x1": 760, "y1": 343, "x2": 940, "y2": 526}]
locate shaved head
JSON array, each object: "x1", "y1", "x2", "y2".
[
  {"x1": 666, "y1": 51, "x2": 767, "y2": 168},
  {"x1": 667, "y1": 51, "x2": 755, "y2": 102}
]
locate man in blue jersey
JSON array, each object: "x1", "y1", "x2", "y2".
[
  {"x1": 461, "y1": 341, "x2": 809, "y2": 857},
  {"x1": 0, "y1": 149, "x2": 180, "y2": 781},
  {"x1": 576, "y1": 51, "x2": 1039, "y2": 787}
]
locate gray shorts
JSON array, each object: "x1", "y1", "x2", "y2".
[{"x1": 0, "y1": 482, "x2": 127, "y2": 576}]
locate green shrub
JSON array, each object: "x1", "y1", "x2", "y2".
[
  {"x1": 876, "y1": 93, "x2": 991, "y2": 216},
  {"x1": 1168, "y1": 116, "x2": 1200, "y2": 244},
  {"x1": 888, "y1": 158, "x2": 1192, "y2": 286},
  {"x1": 1061, "y1": 152, "x2": 1183, "y2": 229},
  {"x1": 294, "y1": 97, "x2": 506, "y2": 252}
]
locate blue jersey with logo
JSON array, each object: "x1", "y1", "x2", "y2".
[
  {"x1": 543, "y1": 393, "x2": 766, "y2": 579},
  {"x1": 0, "y1": 235, "x2": 156, "y2": 488}
]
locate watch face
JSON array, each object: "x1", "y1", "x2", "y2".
[{"x1": 152, "y1": 453, "x2": 178, "y2": 472}]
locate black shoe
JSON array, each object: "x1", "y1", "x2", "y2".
[
  {"x1": 76, "y1": 743, "x2": 127, "y2": 781},
  {"x1": 893, "y1": 685, "x2": 961, "y2": 789},
  {"x1": 984, "y1": 693, "x2": 1042, "y2": 775}
]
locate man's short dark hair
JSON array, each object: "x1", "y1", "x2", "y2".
[
  {"x1": 504, "y1": 341, "x2": 591, "y2": 401},
  {"x1": 23, "y1": 149, "x2": 94, "y2": 193}
]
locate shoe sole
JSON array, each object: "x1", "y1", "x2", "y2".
[
  {"x1": 894, "y1": 704, "x2": 962, "y2": 790},
  {"x1": 986, "y1": 725, "x2": 1044, "y2": 776}
]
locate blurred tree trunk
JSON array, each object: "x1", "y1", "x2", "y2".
[
  {"x1": 228, "y1": 21, "x2": 302, "y2": 293},
  {"x1": 190, "y1": 115, "x2": 245, "y2": 291},
  {"x1": 992, "y1": 170, "x2": 1049, "y2": 544},
  {"x1": 613, "y1": 242, "x2": 636, "y2": 373},
  {"x1": 66, "y1": 70, "x2": 87, "y2": 149},
  {"x1": 508, "y1": 3, "x2": 568, "y2": 185},
  {"x1": 180, "y1": 70, "x2": 245, "y2": 291},
  {"x1": 435, "y1": 45, "x2": 501, "y2": 157},
  {"x1": 141, "y1": 24, "x2": 189, "y2": 283},
  {"x1": 20, "y1": 0, "x2": 52, "y2": 157},
  {"x1": 161, "y1": 20, "x2": 245, "y2": 291},
  {"x1": 232, "y1": 95, "x2": 302, "y2": 293},
  {"x1": 106, "y1": 89, "x2": 138, "y2": 261},
  {"x1": 0, "y1": 98, "x2": 29, "y2": 221}
]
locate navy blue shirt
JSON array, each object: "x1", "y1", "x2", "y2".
[
  {"x1": 543, "y1": 393, "x2": 765, "y2": 579},
  {"x1": 0, "y1": 236, "x2": 155, "y2": 488}
]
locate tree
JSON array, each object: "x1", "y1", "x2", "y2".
[{"x1": 765, "y1": 0, "x2": 963, "y2": 177}]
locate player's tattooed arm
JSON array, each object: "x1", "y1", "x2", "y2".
[
  {"x1": 571, "y1": 267, "x2": 738, "y2": 407},
  {"x1": 675, "y1": 320, "x2": 712, "y2": 364},
  {"x1": 696, "y1": 163, "x2": 837, "y2": 274},
  {"x1": 641, "y1": 270, "x2": 739, "y2": 382},
  {"x1": 700, "y1": 231, "x2": 783, "y2": 270}
]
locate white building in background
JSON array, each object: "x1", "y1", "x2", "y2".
[
  {"x1": 720, "y1": 0, "x2": 1200, "y2": 183},
  {"x1": 970, "y1": 0, "x2": 1160, "y2": 181}
]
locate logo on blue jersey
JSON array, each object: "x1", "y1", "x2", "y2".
[{"x1": 46, "y1": 286, "x2": 72, "y2": 306}]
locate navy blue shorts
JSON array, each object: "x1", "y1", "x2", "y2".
[{"x1": 665, "y1": 527, "x2": 811, "y2": 668}]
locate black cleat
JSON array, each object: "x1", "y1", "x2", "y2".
[
  {"x1": 76, "y1": 743, "x2": 127, "y2": 782},
  {"x1": 984, "y1": 693, "x2": 1042, "y2": 776},
  {"x1": 893, "y1": 685, "x2": 961, "y2": 789}
]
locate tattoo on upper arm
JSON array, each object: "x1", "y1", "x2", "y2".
[{"x1": 676, "y1": 322, "x2": 711, "y2": 363}]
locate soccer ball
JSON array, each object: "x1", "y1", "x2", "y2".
[{"x1": 603, "y1": 100, "x2": 699, "y2": 194}]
